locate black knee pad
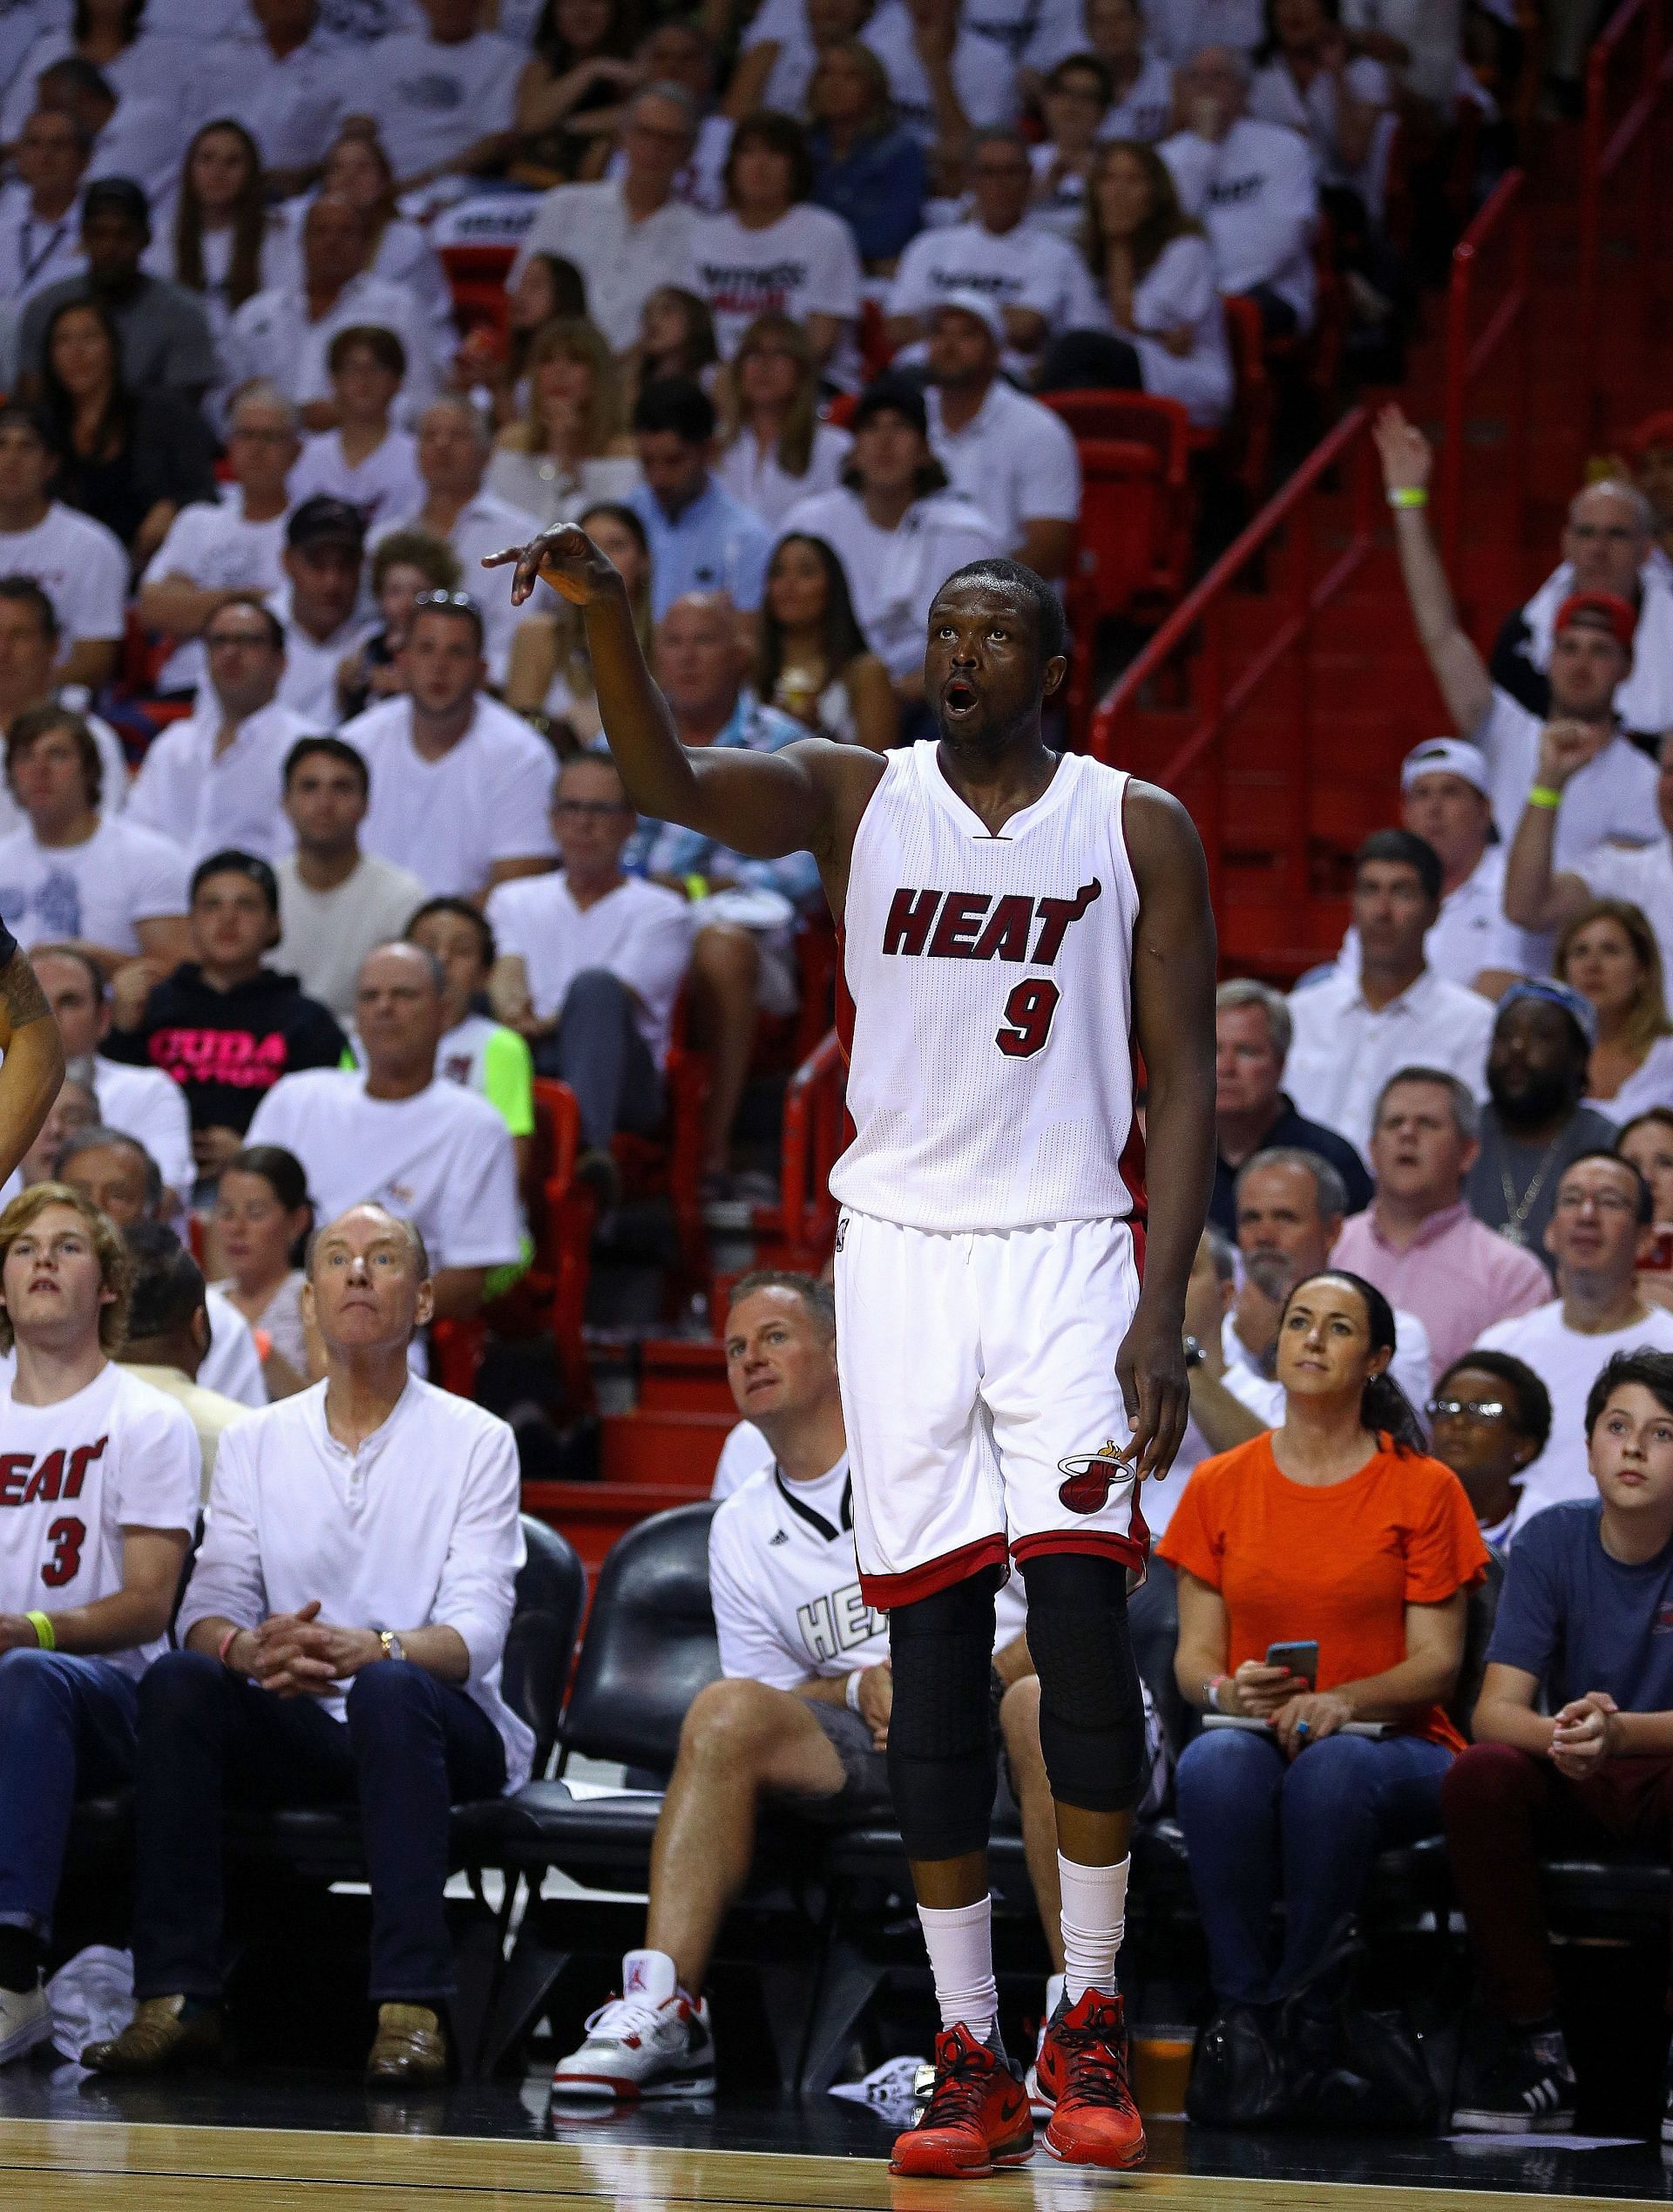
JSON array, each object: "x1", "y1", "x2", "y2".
[
  {"x1": 885, "y1": 1567, "x2": 1001, "y2": 1861},
  {"x1": 1019, "y1": 1552, "x2": 1148, "y2": 1814}
]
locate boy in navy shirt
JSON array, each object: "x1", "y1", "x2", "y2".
[{"x1": 1442, "y1": 1347, "x2": 1673, "y2": 2137}]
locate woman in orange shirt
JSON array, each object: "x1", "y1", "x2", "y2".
[{"x1": 1159, "y1": 1268, "x2": 1488, "y2": 2120}]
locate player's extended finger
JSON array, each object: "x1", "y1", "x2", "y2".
[{"x1": 1138, "y1": 1385, "x2": 1187, "y2": 1482}]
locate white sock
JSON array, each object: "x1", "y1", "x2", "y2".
[
  {"x1": 1059, "y1": 1852, "x2": 1129, "y2": 2005},
  {"x1": 918, "y1": 1896, "x2": 998, "y2": 2041}
]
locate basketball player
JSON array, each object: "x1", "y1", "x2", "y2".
[
  {"x1": 485, "y1": 528, "x2": 1217, "y2": 2175},
  {"x1": 0, "y1": 924, "x2": 64, "y2": 1186},
  {"x1": 0, "y1": 1184, "x2": 198, "y2": 2060}
]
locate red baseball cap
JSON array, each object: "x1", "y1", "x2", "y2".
[
  {"x1": 1624, "y1": 411, "x2": 1673, "y2": 459},
  {"x1": 1554, "y1": 590, "x2": 1636, "y2": 651}
]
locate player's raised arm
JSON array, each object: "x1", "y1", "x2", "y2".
[
  {"x1": 484, "y1": 525, "x2": 858, "y2": 869},
  {"x1": 0, "y1": 938, "x2": 64, "y2": 1184},
  {"x1": 1118, "y1": 783, "x2": 1218, "y2": 1483}
]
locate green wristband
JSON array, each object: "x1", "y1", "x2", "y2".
[
  {"x1": 25, "y1": 1611, "x2": 54, "y2": 1651},
  {"x1": 1387, "y1": 486, "x2": 1428, "y2": 509},
  {"x1": 1527, "y1": 784, "x2": 1562, "y2": 811}
]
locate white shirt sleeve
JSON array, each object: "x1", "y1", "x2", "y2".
[
  {"x1": 124, "y1": 731, "x2": 184, "y2": 840},
  {"x1": 437, "y1": 1110, "x2": 525, "y2": 1271},
  {"x1": 887, "y1": 232, "x2": 935, "y2": 320},
  {"x1": 430, "y1": 1412, "x2": 524, "y2": 1687},
  {"x1": 199, "y1": 1293, "x2": 269, "y2": 1409},
  {"x1": 115, "y1": 1387, "x2": 201, "y2": 1537},
  {"x1": 177, "y1": 1421, "x2": 268, "y2": 1642},
  {"x1": 1018, "y1": 405, "x2": 1081, "y2": 523},
  {"x1": 708, "y1": 1502, "x2": 805, "y2": 1687},
  {"x1": 807, "y1": 208, "x2": 863, "y2": 319},
  {"x1": 485, "y1": 742, "x2": 559, "y2": 871},
  {"x1": 67, "y1": 518, "x2": 128, "y2": 642},
  {"x1": 139, "y1": 503, "x2": 212, "y2": 586},
  {"x1": 120, "y1": 831, "x2": 192, "y2": 923},
  {"x1": 1138, "y1": 234, "x2": 1220, "y2": 328},
  {"x1": 105, "y1": 1068, "x2": 194, "y2": 1198},
  {"x1": 711, "y1": 1419, "x2": 772, "y2": 1499}
]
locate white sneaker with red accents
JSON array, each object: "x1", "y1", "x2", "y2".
[
  {"x1": 550, "y1": 1950, "x2": 716, "y2": 2101},
  {"x1": 1026, "y1": 1974, "x2": 1066, "y2": 2117}
]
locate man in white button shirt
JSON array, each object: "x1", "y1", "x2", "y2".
[
  {"x1": 1189, "y1": 1147, "x2": 1434, "y2": 1457},
  {"x1": 1285, "y1": 830, "x2": 1494, "y2": 1156},
  {"x1": 1477, "y1": 1150, "x2": 1673, "y2": 1534},
  {"x1": 272, "y1": 737, "x2": 427, "y2": 1021},
  {"x1": 923, "y1": 293, "x2": 1080, "y2": 587},
  {"x1": 888, "y1": 129, "x2": 1101, "y2": 381},
  {"x1": 0, "y1": 108, "x2": 89, "y2": 309},
  {"x1": 125, "y1": 600, "x2": 312, "y2": 867},
  {"x1": 1376, "y1": 405, "x2": 1661, "y2": 864},
  {"x1": 246, "y1": 941, "x2": 525, "y2": 1323},
  {"x1": 30, "y1": 947, "x2": 193, "y2": 1204},
  {"x1": 342, "y1": 593, "x2": 558, "y2": 899},
  {"x1": 362, "y1": 0, "x2": 520, "y2": 188},
  {"x1": 0, "y1": 1183, "x2": 198, "y2": 2064},
  {"x1": 1160, "y1": 47, "x2": 1318, "y2": 334},
  {"x1": 1337, "y1": 738, "x2": 1547, "y2": 994},
  {"x1": 0, "y1": 407, "x2": 127, "y2": 691},
  {"x1": 85, "y1": 1198, "x2": 530, "y2": 2086},
  {"x1": 512, "y1": 86, "x2": 701, "y2": 355},
  {"x1": 373, "y1": 400, "x2": 541, "y2": 688},
  {"x1": 0, "y1": 707, "x2": 191, "y2": 974},
  {"x1": 135, "y1": 387, "x2": 301, "y2": 701},
  {"x1": 488, "y1": 749, "x2": 692, "y2": 1183}
]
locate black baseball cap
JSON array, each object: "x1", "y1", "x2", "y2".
[
  {"x1": 852, "y1": 373, "x2": 928, "y2": 438},
  {"x1": 190, "y1": 849, "x2": 280, "y2": 914},
  {"x1": 287, "y1": 495, "x2": 366, "y2": 553},
  {"x1": 81, "y1": 177, "x2": 149, "y2": 231}
]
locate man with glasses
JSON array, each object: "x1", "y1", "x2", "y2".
[
  {"x1": 511, "y1": 85, "x2": 701, "y2": 354},
  {"x1": 344, "y1": 591, "x2": 557, "y2": 899},
  {"x1": 887, "y1": 127, "x2": 1100, "y2": 379},
  {"x1": 125, "y1": 595, "x2": 311, "y2": 865},
  {"x1": 1332, "y1": 1067, "x2": 1551, "y2": 1374},
  {"x1": 136, "y1": 385, "x2": 300, "y2": 701},
  {"x1": 0, "y1": 109, "x2": 91, "y2": 309},
  {"x1": 1477, "y1": 1151, "x2": 1673, "y2": 1534},
  {"x1": 487, "y1": 749, "x2": 692, "y2": 1195},
  {"x1": 1426, "y1": 1350, "x2": 1550, "y2": 1549}
]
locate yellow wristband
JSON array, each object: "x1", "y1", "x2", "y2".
[
  {"x1": 683, "y1": 874, "x2": 708, "y2": 902},
  {"x1": 1527, "y1": 784, "x2": 1562, "y2": 811},
  {"x1": 25, "y1": 1611, "x2": 54, "y2": 1651},
  {"x1": 1387, "y1": 486, "x2": 1428, "y2": 509}
]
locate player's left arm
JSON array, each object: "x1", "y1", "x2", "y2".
[
  {"x1": 1119, "y1": 782, "x2": 1218, "y2": 1485},
  {"x1": 0, "y1": 942, "x2": 64, "y2": 1189},
  {"x1": 0, "y1": 1526, "x2": 193, "y2": 1656}
]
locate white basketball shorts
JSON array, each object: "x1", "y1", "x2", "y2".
[{"x1": 832, "y1": 1210, "x2": 1149, "y2": 1610}]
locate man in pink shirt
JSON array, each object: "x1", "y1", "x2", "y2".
[{"x1": 1332, "y1": 1065, "x2": 1552, "y2": 1373}]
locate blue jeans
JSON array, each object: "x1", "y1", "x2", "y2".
[
  {"x1": 130, "y1": 1651, "x2": 505, "y2": 2005},
  {"x1": 1174, "y1": 1726, "x2": 1453, "y2": 2003},
  {"x1": 533, "y1": 968, "x2": 665, "y2": 1153},
  {"x1": 0, "y1": 1649, "x2": 139, "y2": 1938}
]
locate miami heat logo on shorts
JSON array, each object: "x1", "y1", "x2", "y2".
[{"x1": 1056, "y1": 1439, "x2": 1135, "y2": 1514}]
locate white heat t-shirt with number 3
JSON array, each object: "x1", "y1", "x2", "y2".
[
  {"x1": 0, "y1": 1365, "x2": 200, "y2": 1675},
  {"x1": 831, "y1": 741, "x2": 1141, "y2": 1232}
]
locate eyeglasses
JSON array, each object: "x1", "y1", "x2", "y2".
[
  {"x1": 554, "y1": 798, "x2": 630, "y2": 820},
  {"x1": 1553, "y1": 1188, "x2": 1637, "y2": 1214},
  {"x1": 205, "y1": 628, "x2": 274, "y2": 650},
  {"x1": 1426, "y1": 1398, "x2": 1509, "y2": 1423}
]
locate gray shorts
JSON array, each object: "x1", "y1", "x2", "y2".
[{"x1": 775, "y1": 1698, "x2": 895, "y2": 1824}]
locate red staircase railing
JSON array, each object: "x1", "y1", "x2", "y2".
[
  {"x1": 1578, "y1": 0, "x2": 1673, "y2": 438},
  {"x1": 1439, "y1": 168, "x2": 1531, "y2": 578},
  {"x1": 771, "y1": 1028, "x2": 845, "y2": 1270},
  {"x1": 1089, "y1": 405, "x2": 1380, "y2": 933}
]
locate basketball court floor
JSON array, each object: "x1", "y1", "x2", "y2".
[{"x1": 0, "y1": 2069, "x2": 1667, "y2": 2209}]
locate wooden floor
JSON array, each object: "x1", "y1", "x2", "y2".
[{"x1": 0, "y1": 2118, "x2": 1660, "y2": 2212}]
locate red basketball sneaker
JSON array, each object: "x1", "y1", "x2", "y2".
[
  {"x1": 890, "y1": 2023, "x2": 1033, "y2": 2176},
  {"x1": 1038, "y1": 1988, "x2": 1147, "y2": 2168}
]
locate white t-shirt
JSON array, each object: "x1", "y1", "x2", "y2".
[
  {"x1": 712, "y1": 1416, "x2": 772, "y2": 1499},
  {"x1": 245, "y1": 1068, "x2": 525, "y2": 1273},
  {"x1": 0, "y1": 815, "x2": 188, "y2": 957},
  {"x1": 484, "y1": 872, "x2": 694, "y2": 1067},
  {"x1": 510, "y1": 180, "x2": 698, "y2": 356},
  {"x1": 370, "y1": 490, "x2": 545, "y2": 686},
  {"x1": 691, "y1": 204, "x2": 864, "y2": 363},
  {"x1": 140, "y1": 497, "x2": 292, "y2": 697},
  {"x1": 184, "y1": 30, "x2": 349, "y2": 173},
  {"x1": 201, "y1": 1286, "x2": 269, "y2": 1409},
  {"x1": 709, "y1": 1454, "x2": 1028, "y2": 1687},
  {"x1": 714, "y1": 420, "x2": 851, "y2": 533},
  {"x1": 925, "y1": 378, "x2": 1080, "y2": 553},
  {"x1": 1088, "y1": 232, "x2": 1236, "y2": 429},
  {"x1": 1284, "y1": 962, "x2": 1494, "y2": 1153},
  {"x1": 0, "y1": 1364, "x2": 200, "y2": 1676},
  {"x1": 0, "y1": 503, "x2": 127, "y2": 651},
  {"x1": 265, "y1": 585, "x2": 379, "y2": 731},
  {"x1": 125, "y1": 696, "x2": 313, "y2": 865},
  {"x1": 0, "y1": 185, "x2": 85, "y2": 307},
  {"x1": 1160, "y1": 119, "x2": 1318, "y2": 326},
  {"x1": 92, "y1": 1054, "x2": 194, "y2": 1198},
  {"x1": 778, "y1": 484, "x2": 1003, "y2": 679},
  {"x1": 1152, "y1": 0, "x2": 1264, "y2": 57},
  {"x1": 342, "y1": 693, "x2": 559, "y2": 898},
  {"x1": 1584, "y1": 1033, "x2": 1673, "y2": 1124},
  {"x1": 861, "y1": 0, "x2": 1020, "y2": 146},
  {"x1": 1475, "y1": 690, "x2": 1660, "y2": 871},
  {"x1": 1478, "y1": 1297, "x2": 1673, "y2": 1533},
  {"x1": 891, "y1": 218, "x2": 1101, "y2": 378},
  {"x1": 224, "y1": 274, "x2": 438, "y2": 425},
  {"x1": 289, "y1": 428, "x2": 423, "y2": 533},
  {"x1": 361, "y1": 27, "x2": 520, "y2": 178},
  {"x1": 1337, "y1": 844, "x2": 1549, "y2": 989},
  {"x1": 178, "y1": 1375, "x2": 533, "y2": 1778},
  {"x1": 272, "y1": 852, "x2": 429, "y2": 1021}
]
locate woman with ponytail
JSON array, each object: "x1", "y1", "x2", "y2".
[{"x1": 1159, "y1": 1268, "x2": 1488, "y2": 2125}]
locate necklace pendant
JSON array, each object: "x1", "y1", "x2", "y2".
[{"x1": 1499, "y1": 1221, "x2": 1526, "y2": 1247}]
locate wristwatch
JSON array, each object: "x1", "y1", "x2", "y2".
[{"x1": 379, "y1": 1630, "x2": 407, "y2": 1663}]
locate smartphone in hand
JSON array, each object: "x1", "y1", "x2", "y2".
[{"x1": 1264, "y1": 1639, "x2": 1319, "y2": 1689}]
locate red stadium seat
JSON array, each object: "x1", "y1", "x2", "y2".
[{"x1": 438, "y1": 242, "x2": 515, "y2": 356}]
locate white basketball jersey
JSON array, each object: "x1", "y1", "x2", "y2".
[{"x1": 831, "y1": 742, "x2": 1143, "y2": 1233}]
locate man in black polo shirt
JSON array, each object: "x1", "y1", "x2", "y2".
[{"x1": 1209, "y1": 977, "x2": 1371, "y2": 1236}]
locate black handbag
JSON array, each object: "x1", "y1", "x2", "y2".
[{"x1": 1186, "y1": 2003, "x2": 1289, "y2": 2128}]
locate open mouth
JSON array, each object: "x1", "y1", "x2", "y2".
[{"x1": 943, "y1": 679, "x2": 979, "y2": 717}]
